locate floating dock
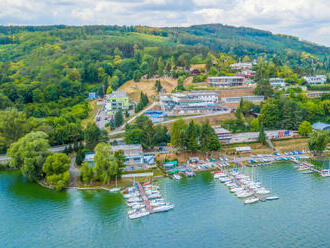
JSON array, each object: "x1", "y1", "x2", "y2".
[{"x1": 137, "y1": 182, "x2": 153, "y2": 213}]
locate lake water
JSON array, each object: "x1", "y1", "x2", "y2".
[{"x1": 1, "y1": 162, "x2": 330, "y2": 248}]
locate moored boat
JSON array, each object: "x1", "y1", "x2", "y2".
[{"x1": 244, "y1": 197, "x2": 259, "y2": 204}]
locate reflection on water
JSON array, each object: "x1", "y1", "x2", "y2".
[{"x1": 1, "y1": 163, "x2": 330, "y2": 248}]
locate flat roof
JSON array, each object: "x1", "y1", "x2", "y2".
[
  {"x1": 112, "y1": 144, "x2": 142, "y2": 151},
  {"x1": 208, "y1": 76, "x2": 244, "y2": 79},
  {"x1": 107, "y1": 91, "x2": 128, "y2": 98}
]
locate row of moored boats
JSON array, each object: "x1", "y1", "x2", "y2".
[
  {"x1": 123, "y1": 181, "x2": 174, "y2": 219},
  {"x1": 214, "y1": 170, "x2": 279, "y2": 204}
]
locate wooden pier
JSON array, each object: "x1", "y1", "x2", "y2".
[{"x1": 137, "y1": 182, "x2": 153, "y2": 213}]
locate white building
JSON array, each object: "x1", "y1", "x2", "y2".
[
  {"x1": 160, "y1": 92, "x2": 226, "y2": 116},
  {"x1": 221, "y1": 95, "x2": 265, "y2": 103},
  {"x1": 303, "y1": 75, "x2": 327, "y2": 85},
  {"x1": 112, "y1": 144, "x2": 144, "y2": 165},
  {"x1": 230, "y1": 62, "x2": 253, "y2": 70},
  {"x1": 208, "y1": 76, "x2": 245, "y2": 87},
  {"x1": 270, "y1": 78, "x2": 286, "y2": 87}
]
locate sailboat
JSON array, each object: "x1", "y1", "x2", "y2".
[
  {"x1": 109, "y1": 176, "x2": 121, "y2": 192},
  {"x1": 320, "y1": 160, "x2": 330, "y2": 177}
]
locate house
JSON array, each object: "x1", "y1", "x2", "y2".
[
  {"x1": 270, "y1": 78, "x2": 286, "y2": 87},
  {"x1": 312, "y1": 122, "x2": 330, "y2": 131},
  {"x1": 189, "y1": 68, "x2": 201, "y2": 75},
  {"x1": 221, "y1": 95, "x2": 265, "y2": 103},
  {"x1": 105, "y1": 91, "x2": 132, "y2": 117},
  {"x1": 303, "y1": 75, "x2": 327, "y2": 85},
  {"x1": 88, "y1": 92, "x2": 97, "y2": 100},
  {"x1": 235, "y1": 146, "x2": 252, "y2": 153},
  {"x1": 207, "y1": 76, "x2": 245, "y2": 87},
  {"x1": 214, "y1": 127, "x2": 232, "y2": 144},
  {"x1": 84, "y1": 152, "x2": 96, "y2": 167},
  {"x1": 112, "y1": 144, "x2": 144, "y2": 166},
  {"x1": 235, "y1": 70, "x2": 256, "y2": 79},
  {"x1": 230, "y1": 62, "x2": 253, "y2": 70}
]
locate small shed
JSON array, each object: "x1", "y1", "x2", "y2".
[{"x1": 235, "y1": 146, "x2": 252, "y2": 153}]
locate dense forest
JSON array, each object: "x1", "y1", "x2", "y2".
[{"x1": 0, "y1": 24, "x2": 329, "y2": 154}]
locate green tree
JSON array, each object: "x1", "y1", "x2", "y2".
[
  {"x1": 298, "y1": 121, "x2": 313, "y2": 136},
  {"x1": 258, "y1": 124, "x2": 267, "y2": 145},
  {"x1": 42, "y1": 153, "x2": 71, "y2": 191},
  {"x1": 114, "y1": 110, "x2": 123, "y2": 127},
  {"x1": 84, "y1": 122, "x2": 108, "y2": 150},
  {"x1": 184, "y1": 121, "x2": 200, "y2": 152},
  {"x1": 7, "y1": 131, "x2": 51, "y2": 182},
  {"x1": 254, "y1": 80, "x2": 274, "y2": 97},
  {"x1": 93, "y1": 143, "x2": 125, "y2": 184},
  {"x1": 170, "y1": 119, "x2": 187, "y2": 150},
  {"x1": 308, "y1": 131, "x2": 329, "y2": 155},
  {"x1": 200, "y1": 121, "x2": 221, "y2": 153},
  {"x1": 79, "y1": 162, "x2": 94, "y2": 184}
]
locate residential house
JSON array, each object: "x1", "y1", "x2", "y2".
[
  {"x1": 270, "y1": 78, "x2": 286, "y2": 87},
  {"x1": 207, "y1": 76, "x2": 245, "y2": 87},
  {"x1": 105, "y1": 91, "x2": 132, "y2": 117},
  {"x1": 230, "y1": 62, "x2": 253, "y2": 70},
  {"x1": 303, "y1": 75, "x2": 327, "y2": 85}
]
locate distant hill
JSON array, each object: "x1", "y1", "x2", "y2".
[
  {"x1": 0, "y1": 24, "x2": 329, "y2": 59},
  {"x1": 164, "y1": 24, "x2": 329, "y2": 56}
]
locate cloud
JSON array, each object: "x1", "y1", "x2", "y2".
[{"x1": 0, "y1": 0, "x2": 329, "y2": 46}]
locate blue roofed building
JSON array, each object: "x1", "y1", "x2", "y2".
[{"x1": 312, "y1": 122, "x2": 330, "y2": 131}]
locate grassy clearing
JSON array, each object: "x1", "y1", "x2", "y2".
[
  {"x1": 118, "y1": 77, "x2": 178, "y2": 102},
  {"x1": 221, "y1": 142, "x2": 272, "y2": 156},
  {"x1": 273, "y1": 138, "x2": 309, "y2": 152}
]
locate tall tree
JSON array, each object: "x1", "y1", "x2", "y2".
[
  {"x1": 170, "y1": 119, "x2": 187, "y2": 150},
  {"x1": 308, "y1": 131, "x2": 329, "y2": 155},
  {"x1": 42, "y1": 153, "x2": 71, "y2": 191},
  {"x1": 84, "y1": 122, "x2": 108, "y2": 150},
  {"x1": 7, "y1": 131, "x2": 51, "y2": 181}
]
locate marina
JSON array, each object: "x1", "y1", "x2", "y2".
[
  {"x1": 123, "y1": 181, "x2": 174, "y2": 219},
  {"x1": 214, "y1": 169, "x2": 278, "y2": 204}
]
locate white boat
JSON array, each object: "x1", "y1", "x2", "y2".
[
  {"x1": 123, "y1": 193, "x2": 139, "y2": 199},
  {"x1": 148, "y1": 193, "x2": 162, "y2": 199},
  {"x1": 153, "y1": 204, "x2": 174, "y2": 213},
  {"x1": 109, "y1": 187, "x2": 121, "y2": 193},
  {"x1": 127, "y1": 197, "x2": 142, "y2": 203},
  {"x1": 150, "y1": 201, "x2": 166, "y2": 207},
  {"x1": 145, "y1": 189, "x2": 160, "y2": 195},
  {"x1": 129, "y1": 210, "x2": 150, "y2": 219},
  {"x1": 173, "y1": 174, "x2": 181, "y2": 180},
  {"x1": 236, "y1": 191, "x2": 254, "y2": 198},
  {"x1": 244, "y1": 198, "x2": 259, "y2": 204},
  {"x1": 321, "y1": 169, "x2": 330, "y2": 177},
  {"x1": 255, "y1": 189, "x2": 270, "y2": 194},
  {"x1": 131, "y1": 203, "x2": 145, "y2": 210}
]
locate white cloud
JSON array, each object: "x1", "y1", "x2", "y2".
[{"x1": 0, "y1": 0, "x2": 329, "y2": 46}]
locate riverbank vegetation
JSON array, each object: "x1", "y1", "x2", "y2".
[{"x1": 79, "y1": 143, "x2": 125, "y2": 185}]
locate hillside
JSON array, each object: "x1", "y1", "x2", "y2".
[{"x1": 166, "y1": 24, "x2": 330, "y2": 56}]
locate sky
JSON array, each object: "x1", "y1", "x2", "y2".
[{"x1": 0, "y1": 0, "x2": 330, "y2": 46}]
